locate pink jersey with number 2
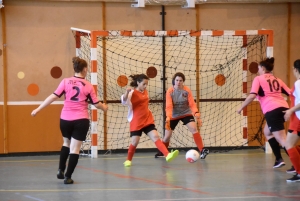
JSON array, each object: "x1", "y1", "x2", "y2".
[
  {"x1": 250, "y1": 73, "x2": 290, "y2": 114},
  {"x1": 54, "y1": 76, "x2": 100, "y2": 120}
]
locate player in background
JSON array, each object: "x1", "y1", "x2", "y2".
[
  {"x1": 237, "y1": 57, "x2": 291, "y2": 169},
  {"x1": 121, "y1": 74, "x2": 179, "y2": 167},
  {"x1": 154, "y1": 72, "x2": 209, "y2": 159},
  {"x1": 31, "y1": 57, "x2": 108, "y2": 184},
  {"x1": 283, "y1": 59, "x2": 300, "y2": 182}
]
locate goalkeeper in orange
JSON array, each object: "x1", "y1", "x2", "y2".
[{"x1": 155, "y1": 72, "x2": 209, "y2": 159}]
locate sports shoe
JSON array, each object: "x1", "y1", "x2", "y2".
[
  {"x1": 57, "y1": 169, "x2": 64, "y2": 179},
  {"x1": 64, "y1": 177, "x2": 74, "y2": 184},
  {"x1": 154, "y1": 151, "x2": 164, "y2": 158},
  {"x1": 200, "y1": 148, "x2": 209, "y2": 159},
  {"x1": 273, "y1": 159, "x2": 285, "y2": 168},
  {"x1": 166, "y1": 150, "x2": 179, "y2": 162},
  {"x1": 286, "y1": 174, "x2": 300, "y2": 182},
  {"x1": 286, "y1": 166, "x2": 297, "y2": 174},
  {"x1": 123, "y1": 160, "x2": 132, "y2": 167}
]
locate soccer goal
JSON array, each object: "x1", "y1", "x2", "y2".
[{"x1": 71, "y1": 28, "x2": 273, "y2": 158}]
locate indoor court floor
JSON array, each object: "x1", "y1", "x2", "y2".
[{"x1": 0, "y1": 149, "x2": 300, "y2": 201}]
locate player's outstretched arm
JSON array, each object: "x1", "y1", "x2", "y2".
[
  {"x1": 31, "y1": 94, "x2": 59, "y2": 117},
  {"x1": 237, "y1": 94, "x2": 256, "y2": 114},
  {"x1": 94, "y1": 102, "x2": 108, "y2": 112}
]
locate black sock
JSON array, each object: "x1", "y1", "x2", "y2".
[
  {"x1": 65, "y1": 154, "x2": 79, "y2": 178},
  {"x1": 58, "y1": 146, "x2": 70, "y2": 172},
  {"x1": 283, "y1": 147, "x2": 289, "y2": 156},
  {"x1": 268, "y1": 137, "x2": 282, "y2": 161}
]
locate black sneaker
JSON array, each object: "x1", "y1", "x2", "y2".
[
  {"x1": 154, "y1": 151, "x2": 164, "y2": 158},
  {"x1": 57, "y1": 169, "x2": 64, "y2": 179},
  {"x1": 64, "y1": 177, "x2": 74, "y2": 184},
  {"x1": 286, "y1": 174, "x2": 300, "y2": 182},
  {"x1": 286, "y1": 166, "x2": 297, "y2": 174},
  {"x1": 273, "y1": 159, "x2": 285, "y2": 168},
  {"x1": 200, "y1": 148, "x2": 209, "y2": 159}
]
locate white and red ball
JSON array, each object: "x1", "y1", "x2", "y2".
[{"x1": 185, "y1": 149, "x2": 200, "y2": 163}]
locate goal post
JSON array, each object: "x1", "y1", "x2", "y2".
[{"x1": 71, "y1": 27, "x2": 273, "y2": 158}]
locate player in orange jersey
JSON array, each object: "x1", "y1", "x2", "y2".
[
  {"x1": 121, "y1": 74, "x2": 179, "y2": 167},
  {"x1": 154, "y1": 72, "x2": 209, "y2": 159}
]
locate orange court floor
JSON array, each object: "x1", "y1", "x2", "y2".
[{"x1": 0, "y1": 149, "x2": 300, "y2": 201}]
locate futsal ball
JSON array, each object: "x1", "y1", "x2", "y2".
[{"x1": 185, "y1": 149, "x2": 200, "y2": 163}]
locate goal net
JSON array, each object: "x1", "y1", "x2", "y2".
[{"x1": 72, "y1": 28, "x2": 273, "y2": 157}]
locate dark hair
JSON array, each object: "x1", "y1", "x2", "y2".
[
  {"x1": 129, "y1": 74, "x2": 149, "y2": 87},
  {"x1": 294, "y1": 59, "x2": 300, "y2": 73},
  {"x1": 172, "y1": 72, "x2": 185, "y2": 85},
  {"x1": 259, "y1": 57, "x2": 275, "y2": 72},
  {"x1": 72, "y1": 57, "x2": 87, "y2": 73}
]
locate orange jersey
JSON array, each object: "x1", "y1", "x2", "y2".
[
  {"x1": 166, "y1": 86, "x2": 198, "y2": 120},
  {"x1": 121, "y1": 89, "x2": 155, "y2": 131}
]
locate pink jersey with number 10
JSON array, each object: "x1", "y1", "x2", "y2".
[
  {"x1": 250, "y1": 73, "x2": 290, "y2": 114},
  {"x1": 54, "y1": 76, "x2": 100, "y2": 120}
]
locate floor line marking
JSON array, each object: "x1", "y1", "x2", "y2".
[
  {"x1": 0, "y1": 188, "x2": 181, "y2": 192},
  {"x1": 24, "y1": 195, "x2": 45, "y2": 201},
  {"x1": 131, "y1": 195, "x2": 279, "y2": 201},
  {"x1": 77, "y1": 166, "x2": 210, "y2": 195},
  {"x1": 0, "y1": 152, "x2": 268, "y2": 163}
]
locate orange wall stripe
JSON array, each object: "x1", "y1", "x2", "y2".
[
  {"x1": 121, "y1": 30, "x2": 132, "y2": 36},
  {"x1": 167, "y1": 30, "x2": 178, "y2": 36},
  {"x1": 234, "y1": 30, "x2": 247, "y2": 36},
  {"x1": 190, "y1": 30, "x2": 201, "y2": 36},
  {"x1": 242, "y1": 35, "x2": 247, "y2": 47},
  {"x1": 91, "y1": 134, "x2": 98, "y2": 146},
  {"x1": 91, "y1": 31, "x2": 109, "y2": 47},
  {"x1": 91, "y1": 60, "x2": 97, "y2": 72},
  {"x1": 243, "y1": 107, "x2": 247, "y2": 116},
  {"x1": 212, "y1": 30, "x2": 224, "y2": 36},
  {"x1": 243, "y1": 127, "x2": 248, "y2": 139},
  {"x1": 243, "y1": 82, "x2": 247, "y2": 93},
  {"x1": 144, "y1": 30, "x2": 155, "y2": 36},
  {"x1": 93, "y1": 85, "x2": 97, "y2": 96},
  {"x1": 92, "y1": 110, "x2": 98, "y2": 121},
  {"x1": 75, "y1": 32, "x2": 81, "y2": 48},
  {"x1": 258, "y1": 30, "x2": 273, "y2": 46},
  {"x1": 75, "y1": 31, "x2": 89, "y2": 48},
  {"x1": 243, "y1": 59, "x2": 247, "y2": 70}
]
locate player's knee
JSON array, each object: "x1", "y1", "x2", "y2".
[
  {"x1": 163, "y1": 138, "x2": 170, "y2": 143},
  {"x1": 131, "y1": 139, "x2": 139, "y2": 146}
]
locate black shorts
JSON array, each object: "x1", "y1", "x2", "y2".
[
  {"x1": 264, "y1": 107, "x2": 288, "y2": 132},
  {"x1": 60, "y1": 118, "x2": 90, "y2": 141},
  {"x1": 170, "y1": 115, "x2": 195, "y2": 130},
  {"x1": 130, "y1": 124, "x2": 157, "y2": 137},
  {"x1": 288, "y1": 130, "x2": 300, "y2": 136}
]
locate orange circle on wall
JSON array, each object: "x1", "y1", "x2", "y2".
[
  {"x1": 27, "y1": 83, "x2": 39, "y2": 96},
  {"x1": 146, "y1": 66, "x2": 157, "y2": 78},
  {"x1": 117, "y1": 75, "x2": 128, "y2": 87},
  {"x1": 51, "y1": 66, "x2": 62, "y2": 79},
  {"x1": 215, "y1": 74, "x2": 226, "y2": 86},
  {"x1": 249, "y1": 62, "x2": 259, "y2": 74}
]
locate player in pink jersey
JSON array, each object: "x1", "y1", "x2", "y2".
[
  {"x1": 31, "y1": 57, "x2": 108, "y2": 184},
  {"x1": 283, "y1": 59, "x2": 300, "y2": 182},
  {"x1": 121, "y1": 74, "x2": 179, "y2": 167},
  {"x1": 154, "y1": 72, "x2": 209, "y2": 160},
  {"x1": 237, "y1": 57, "x2": 291, "y2": 169}
]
